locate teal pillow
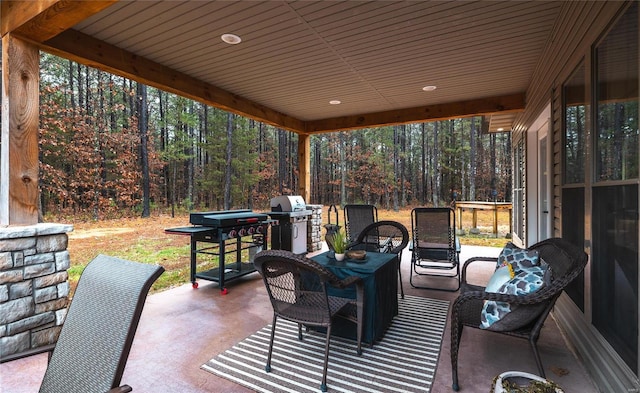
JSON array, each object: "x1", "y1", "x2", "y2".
[{"x1": 485, "y1": 265, "x2": 513, "y2": 293}]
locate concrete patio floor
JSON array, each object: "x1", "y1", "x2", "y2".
[{"x1": 0, "y1": 245, "x2": 598, "y2": 393}]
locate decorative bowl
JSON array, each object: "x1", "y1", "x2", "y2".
[{"x1": 346, "y1": 250, "x2": 367, "y2": 260}]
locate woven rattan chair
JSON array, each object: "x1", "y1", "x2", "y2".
[
  {"x1": 450, "y1": 238, "x2": 587, "y2": 391},
  {"x1": 348, "y1": 220, "x2": 409, "y2": 298},
  {"x1": 253, "y1": 249, "x2": 364, "y2": 393},
  {"x1": 1, "y1": 255, "x2": 164, "y2": 393},
  {"x1": 343, "y1": 204, "x2": 378, "y2": 244},
  {"x1": 410, "y1": 207, "x2": 461, "y2": 291}
]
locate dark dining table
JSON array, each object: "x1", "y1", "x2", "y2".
[{"x1": 311, "y1": 251, "x2": 399, "y2": 344}]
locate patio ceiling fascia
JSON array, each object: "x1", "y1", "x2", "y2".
[
  {"x1": 36, "y1": 30, "x2": 526, "y2": 135},
  {"x1": 2, "y1": 0, "x2": 526, "y2": 136},
  {"x1": 305, "y1": 93, "x2": 525, "y2": 133},
  {"x1": 40, "y1": 28, "x2": 307, "y2": 134}
]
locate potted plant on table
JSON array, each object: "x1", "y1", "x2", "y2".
[{"x1": 330, "y1": 229, "x2": 347, "y2": 261}]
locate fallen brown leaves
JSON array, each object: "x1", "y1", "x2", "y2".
[{"x1": 66, "y1": 214, "x2": 191, "y2": 270}]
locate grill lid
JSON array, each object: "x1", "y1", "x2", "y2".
[{"x1": 270, "y1": 195, "x2": 306, "y2": 212}]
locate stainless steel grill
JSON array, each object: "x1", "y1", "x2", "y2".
[{"x1": 269, "y1": 196, "x2": 312, "y2": 254}]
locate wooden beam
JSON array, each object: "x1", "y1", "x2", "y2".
[
  {"x1": 1, "y1": 35, "x2": 40, "y2": 225},
  {"x1": 40, "y1": 29, "x2": 306, "y2": 134},
  {"x1": 2, "y1": 0, "x2": 58, "y2": 37},
  {"x1": 297, "y1": 134, "x2": 311, "y2": 203},
  {"x1": 304, "y1": 93, "x2": 526, "y2": 134},
  {"x1": 1, "y1": 1, "x2": 117, "y2": 41}
]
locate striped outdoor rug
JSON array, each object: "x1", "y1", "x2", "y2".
[{"x1": 202, "y1": 295, "x2": 449, "y2": 393}]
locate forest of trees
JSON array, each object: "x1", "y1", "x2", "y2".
[{"x1": 4, "y1": 53, "x2": 512, "y2": 220}]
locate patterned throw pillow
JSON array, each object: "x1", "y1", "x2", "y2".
[
  {"x1": 496, "y1": 242, "x2": 540, "y2": 270},
  {"x1": 498, "y1": 260, "x2": 548, "y2": 296},
  {"x1": 481, "y1": 243, "x2": 548, "y2": 330}
]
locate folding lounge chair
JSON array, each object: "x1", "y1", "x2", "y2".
[
  {"x1": 343, "y1": 204, "x2": 378, "y2": 244},
  {"x1": 410, "y1": 207, "x2": 461, "y2": 291},
  {"x1": 1, "y1": 255, "x2": 164, "y2": 393}
]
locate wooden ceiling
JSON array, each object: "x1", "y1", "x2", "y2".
[{"x1": 3, "y1": 0, "x2": 566, "y2": 134}]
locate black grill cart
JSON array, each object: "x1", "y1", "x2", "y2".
[{"x1": 165, "y1": 210, "x2": 271, "y2": 294}]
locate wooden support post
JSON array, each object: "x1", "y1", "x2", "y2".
[
  {"x1": 472, "y1": 209, "x2": 478, "y2": 229},
  {"x1": 1, "y1": 34, "x2": 40, "y2": 226},
  {"x1": 298, "y1": 134, "x2": 310, "y2": 203}
]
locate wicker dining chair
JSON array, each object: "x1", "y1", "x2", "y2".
[
  {"x1": 450, "y1": 238, "x2": 587, "y2": 391},
  {"x1": 348, "y1": 220, "x2": 410, "y2": 298},
  {"x1": 0, "y1": 255, "x2": 164, "y2": 393},
  {"x1": 343, "y1": 204, "x2": 378, "y2": 244},
  {"x1": 253, "y1": 249, "x2": 364, "y2": 393}
]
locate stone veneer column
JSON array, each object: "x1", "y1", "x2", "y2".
[
  {"x1": 306, "y1": 204, "x2": 323, "y2": 253},
  {"x1": 0, "y1": 223, "x2": 73, "y2": 358}
]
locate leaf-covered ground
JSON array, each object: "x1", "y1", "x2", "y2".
[{"x1": 61, "y1": 208, "x2": 510, "y2": 294}]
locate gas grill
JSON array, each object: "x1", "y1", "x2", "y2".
[
  {"x1": 269, "y1": 196, "x2": 312, "y2": 254},
  {"x1": 165, "y1": 209, "x2": 272, "y2": 294}
]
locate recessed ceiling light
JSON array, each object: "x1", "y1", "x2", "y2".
[
  {"x1": 422, "y1": 85, "x2": 437, "y2": 91},
  {"x1": 497, "y1": 127, "x2": 504, "y2": 132},
  {"x1": 329, "y1": 100, "x2": 341, "y2": 105},
  {"x1": 221, "y1": 33, "x2": 242, "y2": 45}
]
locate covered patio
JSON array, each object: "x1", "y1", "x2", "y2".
[
  {"x1": 2, "y1": 1, "x2": 635, "y2": 392},
  {"x1": 0, "y1": 245, "x2": 597, "y2": 393}
]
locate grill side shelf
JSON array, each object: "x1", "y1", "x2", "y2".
[{"x1": 164, "y1": 226, "x2": 215, "y2": 235}]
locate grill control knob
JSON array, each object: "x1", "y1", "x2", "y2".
[
  {"x1": 256, "y1": 226, "x2": 263, "y2": 233},
  {"x1": 238, "y1": 228, "x2": 247, "y2": 237},
  {"x1": 248, "y1": 227, "x2": 255, "y2": 234},
  {"x1": 227, "y1": 230, "x2": 237, "y2": 238}
]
